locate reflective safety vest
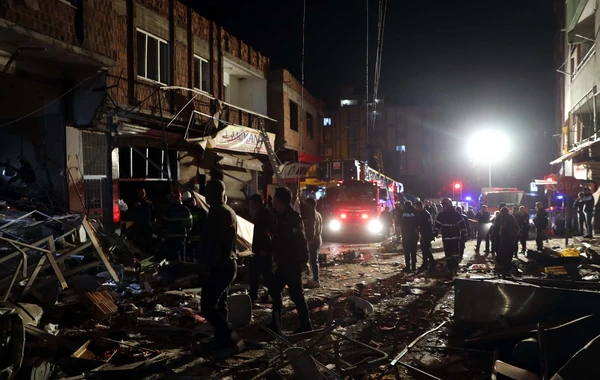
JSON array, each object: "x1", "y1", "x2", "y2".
[{"x1": 163, "y1": 202, "x2": 193, "y2": 239}]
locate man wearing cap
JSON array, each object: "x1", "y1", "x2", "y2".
[
  {"x1": 183, "y1": 191, "x2": 207, "y2": 262},
  {"x1": 199, "y1": 179, "x2": 243, "y2": 356},
  {"x1": 161, "y1": 189, "x2": 193, "y2": 263}
]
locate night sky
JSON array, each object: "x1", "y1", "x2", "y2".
[{"x1": 191, "y1": 0, "x2": 558, "y2": 189}]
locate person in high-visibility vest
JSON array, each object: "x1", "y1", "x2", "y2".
[
  {"x1": 182, "y1": 191, "x2": 208, "y2": 262},
  {"x1": 162, "y1": 190, "x2": 193, "y2": 263}
]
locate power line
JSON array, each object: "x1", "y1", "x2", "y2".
[{"x1": 0, "y1": 70, "x2": 104, "y2": 129}]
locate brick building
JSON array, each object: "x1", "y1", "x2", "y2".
[{"x1": 0, "y1": 0, "x2": 323, "y2": 222}]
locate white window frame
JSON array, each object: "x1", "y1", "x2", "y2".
[
  {"x1": 193, "y1": 55, "x2": 211, "y2": 94},
  {"x1": 137, "y1": 29, "x2": 169, "y2": 85}
]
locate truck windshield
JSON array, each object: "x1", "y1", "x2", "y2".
[
  {"x1": 336, "y1": 184, "x2": 376, "y2": 202},
  {"x1": 486, "y1": 192, "x2": 524, "y2": 207}
]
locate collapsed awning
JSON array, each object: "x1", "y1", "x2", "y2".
[
  {"x1": 550, "y1": 139, "x2": 600, "y2": 165},
  {"x1": 207, "y1": 124, "x2": 275, "y2": 155},
  {"x1": 216, "y1": 152, "x2": 264, "y2": 172},
  {"x1": 274, "y1": 162, "x2": 315, "y2": 183}
]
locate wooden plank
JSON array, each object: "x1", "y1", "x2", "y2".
[
  {"x1": 82, "y1": 217, "x2": 120, "y2": 283},
  {"x1": 20, "y1": 255, "x2": 47, "y2": 297},
  {"x1": 45, "y1": 237, "x2": 67, "y2": 290}
]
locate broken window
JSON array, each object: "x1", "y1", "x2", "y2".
[
  {"x1": 119, "y1": 147, "x2": 178, "y2": 180},
  {"x1": 137, "y1": 30, "x2": 169, "y2": 84}
]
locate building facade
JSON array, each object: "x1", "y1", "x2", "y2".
[
  {"x1": 322, "y1": 87, "x2": 448, "y2": 196},
  {"x1": 552, "y1": 0, "x2": 600, "y2": 182},
  {"x1": 0, "y1": 0, "x2": 323, "y2": 222}
]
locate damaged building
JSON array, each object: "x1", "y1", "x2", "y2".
[{"x1": 0, "y1": 0, "x2": 325, "y2": 225}]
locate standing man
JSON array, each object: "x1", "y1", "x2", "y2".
[
  {"x1": 248, "y1": 193, "x2": 273, "y2": 303},
  {"x1": 533, "y1": 202, "x2": 549, "y2": 251},
  {"x1": 380, "y1": 206, "x2": 393, "y2": 237},
  {"x1": 456, "y1": 206, "x2": 470, "y2": 261},
  {"x1": 582, "y1": 187, "x2": 595, "y2": 238},
  {"x1": 424, "y1": 200, "x2": 437, "y2": 224},
  {"x1": 398, "y1": 201, "x2": 419, "y2": 272},
  {"x1": 183, "y1": 191, "x2": 207, "y2": 262},
  {"x1": 133, "y1": 187, "x2": 156, "y2": 251},
  {"x1": 491, "y1": 210, "x2": 502, "y2": 256},
  {"x1": 162, "y1": 190, "x2": 193, "y2": 263},
  {"x1": 475, "y1": 205, "x2": 491, "y2": 255},
  {"x1": 467, "y1": 207, "x2": 477, "y2": 240},
  {"x1": 515, "y1": 206, "x2": 530, "y2": 254},
  {"x1": 434, "y1": 198, "x2": 467, "y2": 277},
  {"x1": 574, "y1": 192, "x2": 586, "y2": 236},
  {"x1": 302, "y1": 198, "x2": 323, "y2": 289},
  {"x1": 498, "y1": 206, "x2": 519, "y2": 271},
  {"x1": 415, "y1": 201, "x2": 435, "y2": 271},
  {"x1": 199, "y1": 180, "x2": 242, "y2": 356},
  {"x1": 268, "y1": 187, "x2": 312, "y2": 334}
]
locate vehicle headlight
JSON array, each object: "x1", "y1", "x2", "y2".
[
  {"x1": 367, "y1": 220, "x2": 383, "y2": 233},
  {"x1": 329, "y1": 219, "x2": 341, "y2": 231}
]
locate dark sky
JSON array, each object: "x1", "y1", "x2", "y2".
[{"x1": 192, "y1": 0, "x2": 558, "y2": 184}]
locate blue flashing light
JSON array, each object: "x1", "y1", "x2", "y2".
[
  {"x1": 557, "y1": 195, "x2": 564, "y2": 200},
  {"x1": 465, "y1": 196, "x2": 472, "y2": 201}
]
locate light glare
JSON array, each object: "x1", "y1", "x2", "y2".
[{"x1": 467, "y1": 130, "x2": 510, "y2": 164}]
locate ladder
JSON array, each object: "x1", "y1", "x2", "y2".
[{"x1": 257, "y1": 125, "x2": 285, "y2": 187}]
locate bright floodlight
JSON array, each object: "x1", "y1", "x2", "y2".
[{"x1": 467, "y1": 130, "x2": 510, "y2": 164}]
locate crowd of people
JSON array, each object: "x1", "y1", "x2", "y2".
[{"x1": 130, "y1": 182, "x2": 321, "y2": 358}]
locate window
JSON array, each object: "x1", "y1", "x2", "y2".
[
  {"x1": 396, "y1": 129, "x2": 405, "y2": 139},
  {"x1": 323, "y1": 129, "x2": 333, "y2": 143},
  {"x1": 395, "y1": 113, "x2": 404, "y2": 124},
  {"x1": 323, "y1": 118, "x2": 332, "y2": 126},
  {"x1": 289, "y1": 100, "x2": 299, "y2": 131},
  {"x1": 306, "y1": 113, "x2": 314, "y2": 139},
  {"x1": 193, "y1": 56, "x2": 210, "y2": 93},
  {"x1": 325, "y1": 147, "x2": 333, "y2": 156},
  {"x1": 396, "y1": 145, "x2": 406, "y2": 152},
  {"x1": 137, "y1": 30, "x2": 169, "y2": 84},
  {"x1": 340, "y1": 99, "x2": 358, "y2": 106}
]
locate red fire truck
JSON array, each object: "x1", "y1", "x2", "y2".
[{"x1": 317, "y1": 160, "x2": 403, "y2": 237}]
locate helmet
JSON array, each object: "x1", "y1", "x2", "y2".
[{"x1": 182, "y1": 191, "x2": 192, "y2": 201}]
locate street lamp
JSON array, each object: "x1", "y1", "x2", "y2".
[{"x1": 467, "y1": 130, "x2": 510, "y2": 188}]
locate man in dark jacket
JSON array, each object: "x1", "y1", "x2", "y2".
[
  {"x1": 380, "y1": 206, "x2": 393, "y2": 237},
  {"x1": 302, "y1": 198, "x2": 323, "y2": 289},
  {"x1": 582, "y1": 187, "x2": 594, "y2": 238},
  {"x1": 133, "y1": 187, "x2": 156, "y2": 252},
  {"x1": 199, "y1": 180, "x2": 242, "y2": 355},
  {"x1": 534, "y1": 202, "x2": 549, "y2": 251},
  {"x1": 415, "y1": 201, "x2": 435, "y2": 271},
  {"x1": 248, "y1": 193, "x2": 273, "y2": 303},
  {"x1": 268, "y1": 187, "x2": 312, "y2": 335},
  {"x1": 491, "y1": 211, "x2": 502, "y2": 256},
  {"x1": 475, "y1": 205, "x2": 491, "y2": 254},
  {"x1": 183, "y1": 191, "x2": 208, "y2": 262},
  {"x1": 398, "y1": 201, "x2": 419, "y2": 272},
  {"x1": 574, "y1": 192, "x2": 586, "y2": 236},
  {"x1": 424, "y1": 199, "x2": 437, "y2": 224},
  {"x1": 456, "y1": 206, "x2": 470, "y2": 261},
  {"x1": 434, "y1": 198, "x2": 467, "y2": 276},
  {"x1": 497, "y1": 206, "x2": 519, "y2": 271},
  {"x1": 515, "y1": 206, "x2": 530, "y2": 254},
  {"x1": 162, "y1": 190, "x2": 193, "y2": 262}
]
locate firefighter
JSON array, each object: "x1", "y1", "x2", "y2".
[
  {"x1": 498, "y1": 206, "x2": 519, "y2": 271},
  {"x1": 183, "y1": 191, "x2": 207, "y2": 262},
  {"x1": 456, "y1": 206, "x2": 470, "y2": 261},
  {"x1": 268, "y1": 187, "x2": 312, "y2": 334},
  {"x1": 415, "y1": 201, "x2": 435, "y2": 271},
  {"x1": 199, "y1": 179, "x2": 242, "y2": 356},
  {"x1": 162, "y1": 189, "x2": 193, "y2": 263},
  {"x1": 534, "y1": 202, "x2": 548, "y2": 251},
  {"x1": 132, "y1": 187, "x2": 156, "y2": 252},
  {"x1": 516, "y1": 205, "x2": 530, "y2": 254},
  {"x1": 475, "y1": 205, "x2": 491, "y2": 254},
  {"x1": 434, "y1": 198, "x2": 467, "y2": 276},
  {"x1": 398, "y1": 201, "x2": 419, "y2": 272},
  {"x1": 302, "y1": 198, "x2": 323, "y2": 289},
  {"x1": 248, "y1": 193, "x2": 274, "y2": 303}
]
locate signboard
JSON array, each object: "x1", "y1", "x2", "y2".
[
  {"x1": 207, "y1": 125, "x2": 275, "y2": 155},
  {"x1": 273, "y1": 162, "x2": 315, "y2": 183},
  {"x1": 556, "y1": 176, "x2": 580, "y2": 196},
  {"x1": 332, "y1": 161, "x2": 341, "y2": 170}
]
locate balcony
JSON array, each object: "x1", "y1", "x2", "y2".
[
  {"x1": 567, "y1": 0, "x2": 595, "y2": 43},
  {"x1": 570, "y1": 48, "x2": 596, "y2": 109}
]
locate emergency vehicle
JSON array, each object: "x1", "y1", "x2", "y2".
[
  {"x1": 317, "y1": 160, "x2": 403, "y2": 236},
  {"x1": 479, "y1": 187, "x2": 527, "y2": 213}
]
